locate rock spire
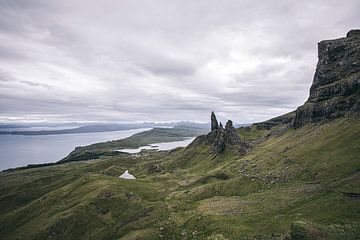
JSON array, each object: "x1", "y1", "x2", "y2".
[
  {"x1": 207, "y1": 112, "x2": 247, "y2": 154},
  {"x1": 211, "y1": 111, "x2": 219, "y2": 131}
]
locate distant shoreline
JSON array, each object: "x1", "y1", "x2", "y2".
[
  {"x1": 0, "y1": 128, "x2": 145, "y2": 136},
  {"x1": 0, "y1": 128, "x2": 151, "y2": 171},
  {"x1": 0, "y1": 124, "x2": 164, "y2": 136},
  {"x1": 0, "y1": 122, "x2": 210, "y2": 136}
]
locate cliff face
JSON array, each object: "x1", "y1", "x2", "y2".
[{"x1": 292, "y1": 30, "x2": 360, "y2": 127}]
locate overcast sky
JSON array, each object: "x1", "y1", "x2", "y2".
[{"x1": 0, "y1": 0, "x2": 359, "y2": 124}]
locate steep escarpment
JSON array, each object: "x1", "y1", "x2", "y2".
[{"x1": 292, "y1": 29, "x2": 360, "y2": 127}]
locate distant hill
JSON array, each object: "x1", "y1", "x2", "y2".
[{"x1": 0, "y1": 121, "x2": 209, "y2": 136}]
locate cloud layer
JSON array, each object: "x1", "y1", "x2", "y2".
[{"x1": 0, "y1": 0, "x2": 359, "y2": 123}]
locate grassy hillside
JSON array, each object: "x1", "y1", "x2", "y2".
[{"x1": 0, "y1": 115, "x2": 359, "y2": 239}]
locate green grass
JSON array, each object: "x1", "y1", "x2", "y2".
[
  {"x1": 0, "y1": 115, "x2": 359, "y2": 239},
  {"x1": 236, "y1": 125, "x2": 270, "y2": 142}
]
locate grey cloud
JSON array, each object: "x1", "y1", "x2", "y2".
[
  {"x1": 140, "y1": 57, "x2": 197, "y2": 76},
  {"x1": 0, "y1": 70, "x2": 17, "y2": 82},
  {"x1": 19, "y1": 80, "x2": 52, "y2": 89},
  {"x1": 0, "y1": 0, "x2": 359, "y2": 123},
  {"x1": 0, "y1": 45, "x2": 28, "y2": 61}
]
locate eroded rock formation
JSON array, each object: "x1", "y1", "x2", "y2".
[
  {"x1": 292, "y1": 29, "x2": 360, "y2": 127},
  {"x1": 224, "y1": 120, "x2": 242, "y2": 145},
  {"x1": 207, "y1": 112, "x2": 246, "y2": 154},
  {"x1": 211, "y1": 111, "x2": 219, "y2": 131}
]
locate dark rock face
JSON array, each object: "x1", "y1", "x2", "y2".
[
  {"x1": 292, "y1": 29, "x2": 360, "y2": 128},
  {"x1": 224, "y1": 120, "x2": 241, "y2": 145},
  {"x1": 211, "y1": 111, "x2": 219, "y2": 131},
  {"x1": 347, "y1": 29, "x2": 360, "y2": 38},
  {"x1": 254, "y1": 111, "x2": 295, "y2": 130},
  {"x1": 207, "y1": 112, "x2": 247, "y2": 154},
  {"x1": 206, "y1": 127, "x2": 224, "y2": 154}
]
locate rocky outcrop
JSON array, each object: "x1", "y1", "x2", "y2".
[
  {"x1": 211, "y1": 111, "x2": 219, "y2": 131},
  {"x1": 292, "y1": 29, "x2": 360, "y2": 128},
  {"x1": 254, "y1": 111, "x2": 295, "y2": 130},
  {"x1": 224, "y1": 120, "x2": 241, "y2": 145},
  {"x1": 206, "y1": 112, "x2": 248, "y2": 154}
]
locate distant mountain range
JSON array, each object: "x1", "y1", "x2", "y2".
[{"x1": 0, "y1": 121, "x2": 212, "y2": 135}]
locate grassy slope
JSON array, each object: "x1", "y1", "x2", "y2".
[{"x1": 0, "y1": 116, "x2": 359, "y2": 240}]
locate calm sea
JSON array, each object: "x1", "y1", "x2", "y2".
[{"x1": 0, "y1": 128, "x2": 150, "y2": 170}]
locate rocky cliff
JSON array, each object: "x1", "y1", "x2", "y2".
[{"x1": 292, "y1": 29, "x2": 360, "y2": 127}]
